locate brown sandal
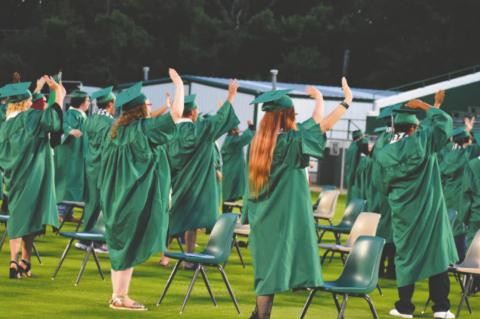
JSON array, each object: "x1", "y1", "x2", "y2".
[{"x1": 109, "y1": 295, "x2": 147, "y2": 311}]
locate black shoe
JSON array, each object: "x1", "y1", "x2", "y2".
[
  {"x1": 19, "y1": 259, "x2": 32, "y2": 278},
  {"x1": 249, "y1": 309, "x2": 259, "y2": 319},
  {"x1": 9, "y1": 261, "x2": 20, "y2": 279}
]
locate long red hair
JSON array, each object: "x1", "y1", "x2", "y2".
[{"x1": 249, "y1": 108, "x2": 297, "y2": 197}]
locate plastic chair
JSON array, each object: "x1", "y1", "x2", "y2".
[
  {"x1": 313, "y1": 190, "x2": 341, "y2": 226},
  {"x1": 312, "y1": 185, "x2": 337, "y2": 210},
  {"x1": 57, "y1": 200, "x2": 85, "y2": 232},
  {"x1": 157, "y1": 213, "x2": 240, "y2": 314},
  {"x1": 0, "y1": 213, "x2": 42, "y2": 264},
  {"x1": 233, "y1": 223, "x2": 250, "y2": 268},
  {"x1": 300, "y1": 236, "x2": 386, "y2": 319},
  {"x1": 453, "y1": 229, "x2": 480, "y2": 318},
  {"x1": 51, "y1": 212, "x2": 106, "y2": 286},
  {"x1": 317, "y1": 198, "x2": 365, "y2": 244},
  {"x1": 319, "y1": 212, "x2": 380, "y2": 265}
]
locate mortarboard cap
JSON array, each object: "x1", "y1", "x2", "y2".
[
  {"x1": 393, "y1": 108, "x2": 420, "y2": 125},
  {"x1": 116, "y1": 82, "x2": 146, "y2": 111},
  {"x1": 250, "y1": 89, "x2": 293, "y2": 112},
  {"x1": 1, "y1": 82, "x2": 32, "y2": 103},
  {"x1": 91, "y1": 86, "x2": 115, "y2": 105},
  {"x1": 352, "y1": 130, "x2": 363, "y2": 140},
  {"x1": 184, "y1": 94, "x2": 198, "y2": 112}
]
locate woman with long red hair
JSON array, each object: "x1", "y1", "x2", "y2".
[{"x1": 244, "y1": 78, "x2": 353, "y2": 319}]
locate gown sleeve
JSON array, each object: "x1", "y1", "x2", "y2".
[
  {"x1": 39, "y1": 103, "x2": 63, "y2": 133},
  {"x1": 142, "y1": 113, "x2": 177, "y2": 146},
  {"x1": 420, "y1": 108, "x2": 453, "y2": 154},
  {"x1": 197, "y1": 101, "x2": 240, "y2": 141}
]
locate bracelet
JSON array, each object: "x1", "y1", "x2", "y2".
[{"x1": 340, "y1": 101, "x2": 350, "y2": 109}]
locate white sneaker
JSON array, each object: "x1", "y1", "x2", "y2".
[
  {"x1": 389, "y1": 309, "x2": 414, "y2": 318},
  {"x1": 433, "y1": 310, "x2": 455, "y2": 319},
  {"x1": 74, "y1": 242, "x2": 88, "y2": 251}
]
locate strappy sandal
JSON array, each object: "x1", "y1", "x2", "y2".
[
  {"x1": 19, "y1": 259, "x2": 32, "y2": 278},
  {"x1": 9, "y1": 261, "x2": 21, "y2": 279},
  {"x1": 109, "y1": 295, "x2": 147, "y2": 311}
]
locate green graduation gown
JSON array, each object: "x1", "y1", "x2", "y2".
[
  {"x1": 0, "y1": 103, "x2": 6, "y2": 202},
  {"x1": 344, "y1": 139, "x2": 361, "y2": 202},
  {"x1": 54, "y1": 107, "x2": 87, "y2": 202},
  {"x1": 243, "y1": 118, "x2": 325, "y2": 295},
  {"x1": 221, "y1": 128, "x2": 254, "y2": 202},
  {"x1": 370, "y1": 131, "x2": 393, "y2": 243},
  {"x1": 98, "y1": 114, "x2": 176, "y2": 270},
  {"x1": 375, "y1": 108, "x2": 458, "y2": 287},
  {"x1": 83, "y1": 112, "x2": 114, "y2": 231},
  {"x1": 0, "y1": 104, "x2": 62, "y2": 238},
  {"x1": 461, "y1": 156, "x2": 480, "y2": 247},
  {"x1": 439, "y1": 145, "x2": 469, "y2": 236},
  {"x1": 167, "y1": 101, "x2": 239, "y2": 236}
]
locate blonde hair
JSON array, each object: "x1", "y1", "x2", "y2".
[
  {"x1": 6, "y1": 99, "x2": 32, "y2": 117},
  {"x1": 249, "y1": 108, "x2": 297, "y2": 197},
  {"x1": 111, "y1": 104, "x2": 149, "y2": 139}
]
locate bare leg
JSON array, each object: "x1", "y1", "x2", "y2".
[
  {"x1": 21, "y1": 234, "x2": 34, "y2": 262},
  {"x1": 9, "y1": 238, "x2": 22, "y2": 262},
  {"x1": 184, "y1": 230, "x2": 197, "y2": 268},
  {"x1": 111, "y1": 268, "x2": 144, "y2": 306},
  {"x1": 254, "y1": 295, "x2": 274, "y2": 319}
]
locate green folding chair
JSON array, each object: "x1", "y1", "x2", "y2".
[
  {"x1": 0, "y1": 213, "x2": 42, "y2": 264},
  {"x1": 157, "y1": 213, "x2": 240, "y2": 314},
  {"x1": 317, "y1": 198, "x2": 365, "y2": 244},
  {"x1": 51, "y1": 212, "x2": 106, "y2": 286},
  {"x1": 301, "y1": 236, "x2": 385, "y2": 319}
]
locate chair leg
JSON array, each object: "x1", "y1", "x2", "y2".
[
  {"x1": 91, "y1": 243, "x2": 104, "y2": 280},
  {"x1": 32, "y1": 242, "x2": 42, "y2": 264},
  {"x1": 457, "y1": 273, "x2": 473, "y2": 314},
  {"x1": 75, "y1": 244, "x2": 92, "y2": 286},
  {"x1": 457, "y1": 274, "x2": 473, "y2": 318},
  {"x1": 180, "y1": 264, "x2": 201, "y2": 313},
  {"x1": 157, "y1": 260, "x2": 182, "y2": 305},
  {"x1": 0, "y1": 229, "x2": 7, "y2": 252},
  {"x1": 217, "y1": 265, "x2": 241, "y2": 314},
  {"x1": 317, "y1": 229, "x2": 327, "y2": 243},
  {"x1": 176, "y1": 236, "x2": 184, "y2": 253},
  {"x1": 376, "y1": 283, "x2": 383, "y2": 296},
  {"x1": 199, "y1": 266, "x2": 217, "y2": 306},
  {"x1": 52, "y1": 238, "x2": 74, "y2": 279},
  {"x1": 363, "y1": 294, "x2": 379, "y2": 319},
  {"x1": 321, "y1": 249, "x2": 330, "y2": 265},
  {"x1": 74, "y1": 210, "x2": 84, "y2": 232},
  {"x1": 339, "y1": 252, "x2": 346, "y2": 265},
  {"x1": 332, "y1": 293, "x2": 341, "y2": 312},
  {"x1": 233, "y1": 236, "x2": 246, "y2": 268},
  {"x1": 329, "y1": 250, "x2": 337, "y2": 264},
  {"x1": 300, "y1": 289, "x2": 317, "y2": 319},
  {"x1": 333, "y1": 232, "x2": 341, "y2": 245},
  {"x1": 421, "y1": 297, "x2": 431, "y2": 314},
  {"x1": 337, "y1": 294, "x2": 348, "y2": 319}
]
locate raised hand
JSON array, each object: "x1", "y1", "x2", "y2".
[
  {"x1": 405, "y1": 99, "x2": 429, "y2": 111},
  {"x1": 306, "y1": 86, "x2": 323, "y2": 100},
  {"x1": 35, "y1": 76, "x2": 46, "y2": 93},
  {"x1": 342, "y1": 77, "x2": 353, "y2": 104},
  {"x1": 227, "y1": 79, "x2": 239, "y2": 103},
  {"x1": 169, "y1": 68, "x2": 182, "y2": 85},
  {"x1": 434, "y1": 90, "x2": 445, "y2": 108},
  {"x1": 464, "y1": 116, "x2": 475, "y2": 132}
]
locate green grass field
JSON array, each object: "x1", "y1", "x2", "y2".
[{"x1": 0, "y1": 194, "x2": 477, "y2": 318}]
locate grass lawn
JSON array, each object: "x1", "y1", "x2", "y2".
[{"x1": 0, "y1": 194, "x2": 477, "y2": 318}]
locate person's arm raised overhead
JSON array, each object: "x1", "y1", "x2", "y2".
[
  {"x1": 168, "y1": 68, "x2": 184, "y2": 122},
  {"x1": 320, "y1": 77, "x2": 352, "y2": 133}
]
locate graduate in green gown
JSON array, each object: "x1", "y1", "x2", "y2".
[
  {"x1": 166, "y1": 81, "x2": 240, "y2": 268},
  {"x1": 221, "y1": 120, "x2": 255, "y2": 203},
  {"x1": 244, "y1": 79, "x2": 353, "y2": 319},
  {"x1": 462, "y1": 155, "x2": 480, "y2": 248},
  {"x1": 54, "y1": 90, "x2": 90, "y2": 222},
  {"x1": 0, "y1": 77, "x2": 64, "y2": 278},
  {"x1": 344, "y1": 129, "x2": 363, "y2": 202},
  {"x1": 440, "y1": 126, "x2": 472, "y2": 262},
  {"x1": 348, "y1": 137, "x2": 369, "y2": 200},
  {"x1": 374, "y1": 98, "x2": 458, "y2": 319},
  {"x1": 98, "y1": 69, "x2": 183, "y2": 311},
  {"x1": 75, "y1": 87, "x2": 116, "y2": 251}
]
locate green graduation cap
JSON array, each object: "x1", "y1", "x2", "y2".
[
  {"x1": 184, "y1": 94, "x2": 198, "y2": 112},
  {"x1": 250, "y1": 89, "x2": 293, "y2": 112},
  {"x1": 374, "y1": 126, "x2": 387, "y2": 134},
  {"x1": 378, "y1": 103, "x2": 402, "y2": 120},
  {"x1": 115, "y1": 82, "x2": 146, "y2": 111},
  {"x1": 352, "y1": 130, "x2": 363, "y2": 140},
  {"x1": 451, "y1": 126, "x2": 470, "y2": 141},
  {"x1": 70, "y1": 90, "x2": 89, "y2": 99},
  {"x1": 31, "y1": 92, "x2": 45, "y2": 103},
  {"x1": 0, "y1": 85, "x2": 6, "y2": 99},
  {"x1": 1, "y1": 82, "x2": 32, "y2": 103},
  {"x1": 393, "y1": 108, "x2": 420, "y2": 126},
  {"x1": 91, "y1": 86, "x2": 115, "y2": 105}
]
